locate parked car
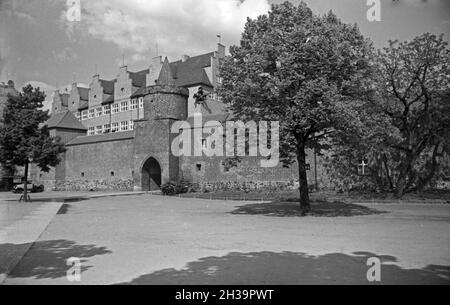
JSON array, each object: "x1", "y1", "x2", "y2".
[{"x1": 12, "y1": 183, "x2": 44, "y2": 194}]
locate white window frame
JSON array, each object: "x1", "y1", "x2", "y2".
[
  {"x1": 130, "y1": 99, "x2": 138, "y2": 110},
  {"x1": 111, "y1": 122, "x2": 119, "y2": 133},
  {"x1": 129, "y1": 120, "x2": 134, "y2": 131},
  {"x1": 88, "y1": 127, "x2": 95, "y2": 136},
  {"x1": 112, "y1": 104, "x2": 119, "y2": 114},
  {"x1": 96, "y1": 107, "x2": 103, "y2": 117},
  {"x1": 120, "y1": 101, "x2": 129, "y2": 112},
  {"x1": 103, "y1": 105, "x2": 111, "y2": 115},
  {"x1": 75, "y1": 112, "x2": 81, "y2": 121},
  {"x1": 89, "y1": 109, "x2": 95, "y2": 119},
  {"x1": 81, "y1": 110, "x2": 88, "y2": 121},
  {"x1": 120, "y1": 121, "x2": 129, "y2": 132},
  {"x1": 138, "y1": 97, "x2": 144, "y2": 109},
  {"x1": 96, "y1": 125, "x2": 103, "y2": 135},
  {"x1": 103, "y1": 124, "x2": 111, "y2": 134}
]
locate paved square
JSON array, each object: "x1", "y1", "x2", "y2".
[{"x1": 2, "y1": 194, "x2": 450, "y2": 285}]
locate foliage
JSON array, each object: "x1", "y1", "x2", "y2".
[
  {"x1": 0, "y1": 84, "x2": 66, "y2": 200},
  {"x1": 161, "y1": 181, "x2": 198, "y2": 196},
  {"x1": 218, "y1": 1, "x2": 374, "y2": 211},
  {"x1": 328, "y1": 33, "x2": 450, "y2": 196}
]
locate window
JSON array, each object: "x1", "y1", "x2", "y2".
[
  {"x1": 217, "y1": 76, "x2": 223, "y2": 85},
  {"x1": 96, "y1": 107, "x2": 103, "y2": 117},
  {"x1": 130, "y1": 99, "x2": 138, "y2": 110},
  {"x1": 88, "y1": 127, "x2": 95, "y2": 136},
  {"x1": 96, "y1": 126, "x2": 103, "y2": 135},
  {"x1": 138, "y1": 97, "x2": 144, "y2": 109},
  {"x1": 103, "y1": 105, "x2": 111, "y2": 115},
  {"x1": 112, "y1": 104, "x2": 119, "y2": 114},
  {"x1": 81, "y1": 110, "x2": 88, "y2": 121},
  {"x1": 358, "y1": 159, "x2": 370, "y2": 176},
  {"x1": 305, "y1": 164, "x2": 311, "y2": 171},
  {"x1": 196, "y1": 164, "x2": 202, "y2": 172},
  {"x1": 89, "y1": 109, "x2": 95, "y2": 119},
  {"x1": 111, "y1": 171, "x2": 115, "y2": 177},
  {"x1": 75, "y1": 112, "x2": 81, "y2": 121},
  {"x1": 81, "y1": 173, "x2": 85, "y2": 178},
  {"x1": 129, "y1": 120, "x2": 134, "y2": 131},
  {"x1": 103, "y1": 124, "x2": 111, "y2": 134},
  {"x1": 111, "y1": 122, "x2": 119, "y2": 133},
  {"x1": 120, "y1": 121, "x2": 129, "y2": 132},
  {"x1": 202, "y1": 139, "x2": 207, "y2": 151},
  {"x1": 120, "y1": 101, "x2": 129, "y2": 112}
]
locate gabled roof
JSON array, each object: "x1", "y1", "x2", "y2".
[
  {"x1": 46, "y1": 111, "x2": 87, "y2": 130},
  {"x1": 66, "y1": 131, "x2": 135, "y2": 146},
  {"x1": 170, "y1": 52, "x2": 214, "y2": 87}
]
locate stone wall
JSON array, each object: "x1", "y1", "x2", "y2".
[{"x1": 62, "y1": 138, "x2": 135, "y2": 190}]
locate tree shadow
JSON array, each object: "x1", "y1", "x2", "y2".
[
  {"x1": 231, "y1": 200, "x2": 388, "y2": 217},
  {"x1": 0, "y1": 240, "x2": 112, "y2": 280},
  {"x1": 117, "y1": 251, "x2": 450, "y2": 285}
]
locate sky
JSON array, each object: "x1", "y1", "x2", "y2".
[{"x1": 0, "y1": 0, "x2": 449, "y2": 109}]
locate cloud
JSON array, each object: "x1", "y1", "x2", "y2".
[
  {"x1": 52, "y1": 47, "x2": 78, "y2": 62},
  {"x1": 0, "y1": 0, "x2": 37, "y2": 24},
  {"x1": 60, "y1": 0, "x2": 270, "y2": 61}
]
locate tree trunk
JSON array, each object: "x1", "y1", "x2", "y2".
[
  {"x1": 395, "y1": 155, "x2": 415, "y2": 198},
  {"x1": 23, "y1": 160, "x2": 29, "y2": 203},
  {"x1": 297, "y1": 139, "x2": 311, "y2": 214}
]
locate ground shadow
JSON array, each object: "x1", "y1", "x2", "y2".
[
  {"x1": 0, "y1": 240, "x2": 112, "y2": 280},
  {"x1": 231, "y1": 200, "x2": 388, "y2": 217},
  {"x1": 117, "y1": 251, "x2": 450, "y2": 285}
]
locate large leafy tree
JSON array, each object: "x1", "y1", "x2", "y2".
[
  {"x1": 329, "y1": 33, "x2": 450, "y2": 197},
  {"x1": 0, "y1": 85, "x2": 66, "y2": 201},
  {"x1": 218, "y1": 1, "x2": 374, "y2": 213}
]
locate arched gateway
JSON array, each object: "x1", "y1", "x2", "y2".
[{"x1": 141, "y1": 157, "x2": 162, "y2": 191}]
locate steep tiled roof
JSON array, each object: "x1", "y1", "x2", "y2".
[
  {"x1": 170, "y1": 52, "x2": 214, "y2": 88},
  {"x1": 46, "y1": 111, "x2": 87, "y2": 130},
  {"x1": 66, "y1": 131, "x2": 135, "y2": 146},
  {"x1": 78, "y1": 87, "x2": 89, "y2": 101},
  {"x1": 78, "y1": 100, "x2": 89, "y2": 110}
]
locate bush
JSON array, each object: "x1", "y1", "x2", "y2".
[{"x1": 161, "y1": 181, "x2": 197, "y2": 196}]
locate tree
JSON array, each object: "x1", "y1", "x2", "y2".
[
  {"x1": 0, "y1": 84, "x2": 66, "y2": 202},
  {"x1": 328, "y1": 33, "x2": 450, "y2": 197},
  {"x1": 218, "y1": 1, "x2": 374, "y2": 213}
]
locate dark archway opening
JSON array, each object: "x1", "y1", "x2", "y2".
[{"x1": 142, "y1": 157, "x2": 162, "y2": 191}]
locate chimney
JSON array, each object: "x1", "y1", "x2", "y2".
[
  {"x1": 146, "y1": 56, "x2": 163, "y2": 86},
  {"x1": 120, "y1": 65, "x2": 128, "y2": 73},
  {"x1": 217, "y1": 43, "x2": 225, "y2": 58},
  {"x1": 182, "y1": 55, "x2": 190, "y2": 62}
]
